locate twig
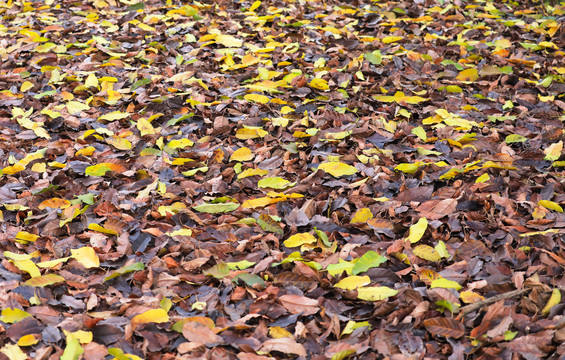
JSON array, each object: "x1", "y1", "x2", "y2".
[{"x1": 457, "y1": 288, "x2": 531, "y2": 319}]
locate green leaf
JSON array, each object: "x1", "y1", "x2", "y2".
[
  {"x1": 365, "y1": 50, "x2": 382, "y2": 65},
  {"x1": 233, "y1": 273, "x2": 265, "y2": 288},
  {"x1": 227, "y1": 260, "x2": 256, "y2": 270},
  {"x1": 104, "y1": 262, "x2": 145, "y2": 282},
  {"x1": 204, "y1": 263, "x2": 230, "y2": 279},
  {"x1": 192, "y1": 202, "x2": 239, "y2": 214},
  {"x1": 257, "y1": 214, "x2": 284, "y2": 235},
  {"x1": 61, "y1": 333, "x2": 84, "y2": 360},
  {"x1": 352, "y1": 251, "x2": 387, "y2": 275},
  {"x1": 85, "y1": 163, "x2": 126, "y2": 177},
  {"x1": 326, "y1": 259, "x2": 354, "y2": 276},
  {"x1": 505, "y1": 134, "x2": 527, "y2": 144},
  {"x1": 126, "y1": 2, "x2": 145, "y2": 11},
  {"x1": 257, "y1": 177, "x2": 295, "y2": 189}
]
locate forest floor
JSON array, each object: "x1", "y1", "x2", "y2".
[{"x1": 1, "y1": 0, "x2": 565, "y2": 359}]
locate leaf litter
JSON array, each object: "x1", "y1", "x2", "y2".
[{"x1": 0, "y1": 0, "x2": 565, "y2": 359}]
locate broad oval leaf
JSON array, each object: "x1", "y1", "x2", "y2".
[
  {"x1": 85, "y1": 163, "x2": 126, "y2": 177},
  {"x1": 423, "y1": 317, "x2": 465, "y2": 338},
  {"x1": 413, "y1": 244, "x2": 441, "y2": 262},
  {"x1": 317, "y1": 162, "x2": 358, "y2": 177},
  {"x1": 334, "y1": 275, "x2": 370, "y2": 290},
  {"x1": 356, "y1": 286, "x2": 398, "y2": 301},
  {"x1": 70, "y1": 247, "x2": 100, "y2": 269},
  {"x1": 350, "y1": 207, "x2": 373, "y2": 224},
  {"x1": 132, "y1": 309, "x2": 170, "y2": 324},
  {"x1": 283, "y1": 233, "x2": 317, "y2": 247},
  {"x1": 407, "y1": 217, "x2": 428, "y2": 243},
  {"x1": 24, "y1": 273, "x2": 65, "y2": 287},
  {"x1": 192, "y1": 202, "x2": 239, "y2": 214}
]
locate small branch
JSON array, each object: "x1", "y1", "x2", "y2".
[{"x1": 457, "y1": 288, "x2": 531, "y2": 319}]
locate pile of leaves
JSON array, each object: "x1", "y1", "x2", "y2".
[{"x1": 1, "y1": 0, "x2": 565, "y2": 358}]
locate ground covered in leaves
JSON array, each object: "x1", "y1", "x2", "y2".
[{"x1": 0, "y1": 0, "x2": 565, "y2": 358}]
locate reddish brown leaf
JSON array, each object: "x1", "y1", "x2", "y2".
[{"x1": 423, "y1": 317, "x2": 465, "y2": 338}]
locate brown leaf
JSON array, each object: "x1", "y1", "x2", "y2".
[
  {"x1": 182, "y1": 321, "x2": 224, "y2": 347},
  {"x1": 278, "y1": 294, "x2": 319, "y2": 316},
  {"x1": 423, "y1": 317, "x2": 465, "y2": 338},
  {"x1": 259, "y1": 338, "x2": 307, "y2": 357}
]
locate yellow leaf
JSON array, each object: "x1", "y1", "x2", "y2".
[
  {"x1": 382, "y1": 36, "x2": 404, "y2": 44},
  {"x1": 412, "y1": 126, "x2": 427, "y2": 141},
  {"x1": 66, "y1": 100, "x2": 90, "y2": 115},
  {"x1": 138, "y1": 23, "x2": 155, "y2": 32},
  {"x1": 88, "y1": 223, "x2": 118, "y2": 235},
  {"x1": 168, "y1": 138, "x2": 194, "y2": 149},
  {"x1": 430, "y1": 278, "x2": 462, "y2": 290},
  {"x1": 0, "y1": 344, "x2": 27, "y2": 360},
  {"x1": 318, "y1": 162, "x2": 358, "y2": 177},
  {"x1": 17, "y1": 334, "x2": 39, "y2": 347},
  {"x1": 241, "y1": 196, "x2": 273, "y2": 209},
  {"x1": 284, "y1": 233, "x2": 317, "y2": 248},
  {"x1": 215, "y1": 34, "x2": 243, "y2": 48},
  {"x1": 249, "y1": 0, "x2": 261, "y2": 12},
  {"x1": 85, "y1": 163, "x2": 126, "y2": 176},
  {"x1": 230, "y1": 147, "x2": 254, "y2": 162},
  {"x1": 407, "y1": 217, "x2": 428, "y2": 243},
  {"x1": 63, "y1": 330, "x2": 93, "y2": 344},
  {"x1": 309, "y1": 78, "x2": 329, "y2": 91},
  {"x1": 158, "y1": 202, "x2": 187, "y2": 216},
  {"x1": 11, "y1": 259, "x2": 40, "y2": 278},
  {"x1": 31, "y1": 163, "x2": 47, "y2": 173},
  {"x1": 37, "y1": 257, "x2": 70, "y2": 269},
  {"x1": 0, "y1": 308, "x2": 32, "y2": 324},
  {"x1": 456, "y1": 68, "x2": 479, "y2": 82},
  {"x1": 85, "y1": 73, "x2": 99, "y2": 88},
  {"x1": 132, "y1": 309, "x2": 170, "y2": 324},
  {"x1": 237, "y1": 168, "x2": 268, "y2": 180},
  {"x1": 257, "y1": 177, "x2": 294, "y2": 189},
  {"x1": 2, "y1": 164, "x2": 25, "y2": 175},
  {"x1": 38, "y1": 198, "x2": 71, "y2": 210},
  {"x1": 475, "y1": 173, "x2": 490, "y2": 183},
  {"x1": 350, "y1": 208, "x2": 373, "y2": 224},
  {"x1": 98, "y1": 111, "x2": 130, "y2": 122},
  {"x1": 435, "y1": 241, "x2": 450, "y2": 258},
  {"x1": 542, "y1": 289, "x2": 561, "y2": 315},
  {"x1": 395, "y1": 162, "x2": 422, "y2": 174},
  {"x1": 20, "y1": 81, "x2": 33, "y2": 92},
  {"x1": 334, "y1": 275, "x2": 371, "y2": 290},
  {"x1": 269, "y1": 326, "x2": 293, "y2": 339},
  {"x1": 356, "y1": 286, "x2": 398, "y2": 301},
  {"x1": 538, "y1": 200, "x2": 563, "y2": 213},
  {"x1": 76, "y1": 146, "x2": 96, "y2": 157},
  {"x1": 15, "y1": 231, "x2": 39, "y2": 243},
  {"x1": 137, "y1": 118, "x2": 155, "y2": 136},
  {"x1": 24, "y1": 273, "x2": 65, "y2": 287},
  {"x1": 459, "y1": 291, "x2": 485, "y2": 304},
  {"x1": 544, "y1": 141, "x2": 563, "y2": 161},
  {"x1": 107, "y1": 136, "x2": 132, "y2": 151},
  {"x1": 235, "y1": 128, "x2": 268, "y2": 139},
  {"x1": 244, "y1": 93, "x2": 270, "y2": 104},
  {"x1": 413, "y1": 244, "x2": 441, "y2": 262},
  {"x1": 70, "y1": 247, "x2": 100, "y2": 269}
]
